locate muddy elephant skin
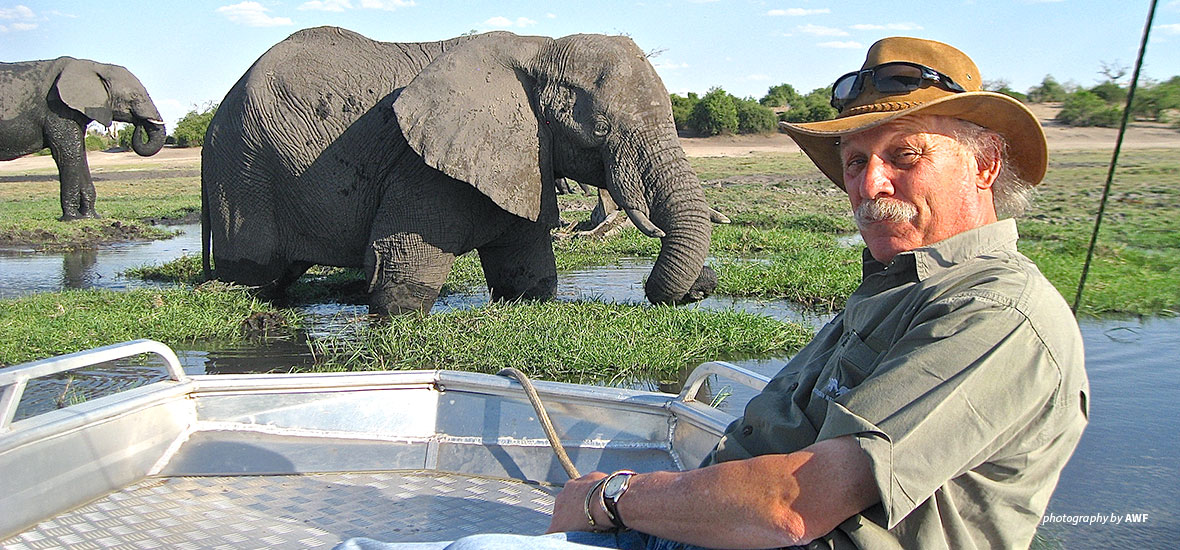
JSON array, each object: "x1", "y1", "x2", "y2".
[
  {"x1": 202, "y1": 26, "x2": 715, "y2": 315},
  {"x1": 0, "y1": 57, "x2": 166, "y2": 219}
]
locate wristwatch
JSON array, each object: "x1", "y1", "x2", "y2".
[{"x1": 600, "y1": 470, "x2": 636, "y2": 530}]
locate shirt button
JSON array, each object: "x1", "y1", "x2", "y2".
[
  {"x1": 742, "y1": 425, "x2": 753, "y2": 436},
  {"x1": 788, "y1": 382, "x2": 799, "y2": 391}
]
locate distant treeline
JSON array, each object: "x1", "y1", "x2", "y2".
[{"x1": 674, "y1": 74, "x2": 1180, "y2": 136}]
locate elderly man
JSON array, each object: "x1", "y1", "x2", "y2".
[{"x1": 339, "y1": 37, "x2": 1089, "y2": 550}]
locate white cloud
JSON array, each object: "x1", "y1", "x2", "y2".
[
  {"x1": 652, "y1": 60, "x2": 690, "y2": 71},
  {"x1": 300, "y1": 0, "x2": 352, "y2": 11},
  {"x1": 359, "y1": 0, "x2": 416, "y2": 9},
  {"x1": 797, "y1": 24, "x2": 848, "y2": 37},
  {"x1": 0, "y1": 4, "x2": 37, "y2": 31},
  {"x1": 483, "y1": 16, "x2": 537, "y2": 28},
  {"x1": 818, "y1": 41, "x2": 863, "y2": 49},
  {"x1": 1159, "y1": 23, "x2": 1180, "y2": 34},
  {"x1": 767, "y1": 8, "x2": 830, "y2": 16},
  {"x1": 217, "y1": 2, "x2": 293, "y2": 26},
  {"x1": 849, "y1": 23, "x2": 923, "y2": 31}
]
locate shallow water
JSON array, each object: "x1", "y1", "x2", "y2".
[{"x1": 1, "y1": 226, "x2": 1174, "y2": 548}]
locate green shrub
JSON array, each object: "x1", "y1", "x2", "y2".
[
  {"x1": 670, "y1": 93, "x2": 699, "y2": 132},
  {"x1": 1057, "y1": 90, "x2": 1122, "y2": 127},
  {"x1": 688, "y1": 87, "x2": 738, "y2": 136},
  {"x1": 171, "y1": 103, "x2": 218, "y2": 148},
  {"x1": 781, "y1": 88, "x2": 836, "y2": 123},
  {"x1": 1089, "y1": 80, "x2": 1127, "y2": 104},
  {"x1": 736, "y1": 99, "x2": 777, "y2": 134},
  {"x1": 1027, "y1": 75, "x2": 1070, "y2": 103},
  {"x1": 760, "y1": 83, "x2": 802, "y2": 108},
  {"x1": 1131, "y1": 76, "x2": 1180, "y2": 121},
  {"x1": 83, "y1": 130, "x2": 116, "y2": 151}
]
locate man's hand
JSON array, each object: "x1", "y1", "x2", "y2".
[{"x1": 546, "y1": 472, "x2": 608, "y2": 533}]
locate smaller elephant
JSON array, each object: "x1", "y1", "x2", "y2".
[{"x1": 1, "y1": 57, "x2": 167, "y2": 220}]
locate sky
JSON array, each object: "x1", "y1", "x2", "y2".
[{"x1": 3, "y1": 0, "x2": 1180, "y2": 131}]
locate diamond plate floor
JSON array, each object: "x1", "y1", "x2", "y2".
[{"x1": 3, "y1": 471, "x2": 560, "y2": 549}]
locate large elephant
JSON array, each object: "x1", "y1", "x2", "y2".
[
  {"x1": 0, "y1": 57, "x2": 167, "y2": 220},
  {"x1": 202, "y1": 27, "x2": 718, "y2": 315}
]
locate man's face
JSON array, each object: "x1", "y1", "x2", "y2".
[{"x1": 839, "y1": 115, "x2": 999, "y2": 264}]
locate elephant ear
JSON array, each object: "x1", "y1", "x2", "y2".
[
  {"x1": 394, "y1": 32, "x2": 554, "y2": 223},
  {"x1": 56, "y1": 59, "x2": 113, "y2": 127}
]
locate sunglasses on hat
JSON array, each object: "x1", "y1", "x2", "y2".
[{"x1": 829, "y1": 61, "x2": 967, "y2": 112}]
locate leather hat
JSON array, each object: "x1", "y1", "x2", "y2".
[{"x1": 780, "y1": 37, "x2": 1047, "y2": 189}]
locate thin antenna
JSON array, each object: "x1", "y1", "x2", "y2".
[{"x1": 1072, "y1": 0, "x2": 1160, "y2": 315}]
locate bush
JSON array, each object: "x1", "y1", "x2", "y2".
[
  {"x1": 1131, "y1": 76, "x2": 1180, "y2": 121},
  {"x1": 688, "y1": 87, "x2": 738, "y2": 136},
  {"x1": 1057, "y1": 90, "x2": 1122, "y2": 127},
  {"x1": 781, "y1": 87, "x2": 836, "y2": 123},
  {"x1": 171, "y1": 103, "x2": 218, "y2": 148},
  {"x1": 670, "y1": 93, "x2": 699, "y2": 132},
  {"x1": 1027, "y1": 75, "x2": 1070, "y2": 103},
  {"x1": 736, "y1": 99, "x2": 777, "y2": 134},
  {"x1": 760, "y1": 83, "x2": 801, "y2": 108},
  {"x1": 1089, "y1": 80, "x2": 1127, "y2": 105},
  {"x1": 84, "y1": 129, "x2": 116, "y2": 151}
]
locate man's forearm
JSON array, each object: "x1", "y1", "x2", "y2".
[{"x1": 588, "y1": 436, "x2": 878, "y2": 549}]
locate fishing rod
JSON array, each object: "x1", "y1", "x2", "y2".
[{"x1": 1072, "y1": 0, "x2": 1160, "y2": 315}]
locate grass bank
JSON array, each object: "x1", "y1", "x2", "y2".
[
  {"x1": 308, "y1": 301, "x2": 813, "y2": 385},
  {"x1": 0, "y1": 284, "x2": 297, "y2": 366}
]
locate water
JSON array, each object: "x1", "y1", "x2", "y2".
[{"x1": 1, "y1": 226, "x2": 1175, "y2": 548}]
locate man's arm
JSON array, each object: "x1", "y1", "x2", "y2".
[{"x1": 547, "y1": 435, "x2": 878, "y2": 549}]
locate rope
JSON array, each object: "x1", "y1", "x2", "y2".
[
  {"x1": 1072, "y1": 0, "x2": 1160, "y2": 314},
  {"x1": 496, "y1": 367, "x2": 581, "y2": 479}
]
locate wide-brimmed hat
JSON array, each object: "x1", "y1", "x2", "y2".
[{"x1": 780, "y1": 37, "x2": 1047, "y2": 189}]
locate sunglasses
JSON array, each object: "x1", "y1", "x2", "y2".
[{"x1": 830, "y1": 61, "x2": 967, "y2": 112}]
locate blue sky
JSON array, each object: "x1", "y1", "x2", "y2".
[{"x1": 4, "y1": 1, "x2": 1180, "y2": 130}]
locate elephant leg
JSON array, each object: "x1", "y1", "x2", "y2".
[
  {"x1": 44, "y1": 115, "x2": 98, "y2": 220},
  {"x1": 255, "y1": 261, "x2": 312, "y2": 303},
  {"x1": 478, "y1": 219, "x2": 557, "y2": 303},
  {"x1": 367, "y1": 233, "x2": 456, "y2": 315}
]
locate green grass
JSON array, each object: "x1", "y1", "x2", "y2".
[
  {"x1": 307, "y1": 301, "x2": 814, "y2": 385},
  {"x1": 0, "y1": 285, "x2": 299, "y2": 366},
  {"x1": 0, "y1": 175, "x2": 200, "y2": 249}
]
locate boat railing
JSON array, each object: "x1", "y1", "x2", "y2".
[
  {"x1": 676, "y1": 360, "x2": 770, "y2": 404},
  {"x1": 0, "y1": 339, "x2": 187, "y2": 431}
]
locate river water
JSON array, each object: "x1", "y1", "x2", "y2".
[{"x1": 1, "y1": 225, "x2": 1174, "y2": 548}]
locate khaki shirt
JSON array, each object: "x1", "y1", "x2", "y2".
[{"x1": 702, "y1": 220, "x2": 1090, "y2": 549}]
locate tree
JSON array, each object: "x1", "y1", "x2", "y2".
[
  {"x1": 1057, "y1": 90, "x2": 1121, "y2": 127},
  {"x1": 736, "y1": 98, "x2": 777, "y2": 134},
  {"x1": 688, "y1": 87, "x2": 738, "y2": 136},
  {"x1": 1027, "y1": 75, "x2": 1068, "y2": 103},
  {"x1": 781, "y1": 87, "x2": 836, "y2": 123},
  {"x1": 760, "y1": 83, "x2": 801, "y2": 108},
  {"x1": 984, "y1": 79, "x2": 1029, "y2": 103},
  {"x1": 670, "y1": 92, "x2": 699, "y2": 132},
  {"x1": 171, "y1": 103, "x2": 218, "y2": 148},
  {"x1": 1131, "y1": 76, "x2": 1180, "y2": 121},
  {"x1": 1089, "y1": 80, "x2": 1126, "y2": 105}
]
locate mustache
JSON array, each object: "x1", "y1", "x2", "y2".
[{"x1": 855, "y1": 198, "x2": 918, "y2": 224}]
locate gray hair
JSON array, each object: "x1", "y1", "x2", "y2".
[{"x1": 951, "y1": 119, "x2": 1036, "y2": 218}]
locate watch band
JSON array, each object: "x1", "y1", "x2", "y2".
[{"x1": 601, "y1": 470, "x2": 636, "y2": 530}]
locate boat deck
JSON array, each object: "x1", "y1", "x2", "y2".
[{"x1": 5, "y1": 471, "x2": 559, "y2": 549}]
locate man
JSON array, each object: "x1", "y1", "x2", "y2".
[{"x1": 339, "y1": 36, "x2": 1089, "y2": 550}]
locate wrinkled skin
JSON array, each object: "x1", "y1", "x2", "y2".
[
  {"x1": 203, "y1": 27, "x2": 717, "y2": 315},
  {"x1": 0, "y1": 57, "x2": 166, "y2": 220}
]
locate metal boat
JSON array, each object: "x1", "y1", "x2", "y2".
[{"x1": 0, "y1": 339, "x2": 769, "y2": 549}]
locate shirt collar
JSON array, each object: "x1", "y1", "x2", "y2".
[{"x1": 861, "y1": 219, "x2": 1021, "y2": 281}]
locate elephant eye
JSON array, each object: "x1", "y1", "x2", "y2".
[{"x1": 592, "y1": 116, "x2": 611, "y2": 137}]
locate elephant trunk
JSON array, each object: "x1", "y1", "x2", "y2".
[
  {"x1": 131, "y1": 120, "x2": 166, "y2": 156},
  {"x1": 607, "y1": 126, "x2": 714, "y2": 305}
]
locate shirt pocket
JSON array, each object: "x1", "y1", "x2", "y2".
[{"x1": 829, "y1": 329, "x2": 882, "y2": 390}]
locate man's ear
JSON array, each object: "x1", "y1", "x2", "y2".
[{"x1": 975, "y1": 136, "x2": 1003, "y2": 190}]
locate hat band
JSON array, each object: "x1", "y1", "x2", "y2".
[{"x1": 840, "y1": 100, "x2": 925, "y2": 117}]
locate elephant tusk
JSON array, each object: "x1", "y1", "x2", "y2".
[
  {"x1": 709, "y1": 207, "x2": 731, "y2": 224},
  {"x1": 146, "y1": 119, "x2": 165, "y2": 126},
  {"x1": 624, "y1": 208, "x2": 666, "y2": 238}
]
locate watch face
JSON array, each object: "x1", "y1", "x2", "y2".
[{"x1": 603, "y1": 473, "x2": 630, "y2": 498}]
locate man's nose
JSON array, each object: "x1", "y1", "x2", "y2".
[{"x1": 856, "y1": 156, "x2": 895, "y2": 199}]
